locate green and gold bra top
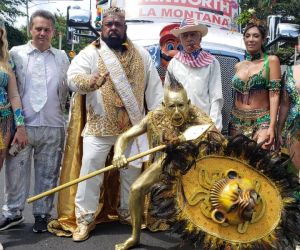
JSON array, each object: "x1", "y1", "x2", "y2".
[{"x1": 232, "y1": 53, "x2": 281, "y2": 104}]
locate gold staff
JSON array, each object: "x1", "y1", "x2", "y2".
[{"x1": 27, "y1": 124, "x2": 210, "y2": 203}]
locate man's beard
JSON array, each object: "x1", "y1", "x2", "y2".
[{"x1": 102, "y1": 34, "x2": 127, "y2": 49}]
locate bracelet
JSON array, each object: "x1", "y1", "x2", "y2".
[{"x1": 14, "y1": 108, "x2": 25, "y2": 127}]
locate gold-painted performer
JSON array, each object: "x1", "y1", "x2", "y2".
[{"x1": 112, "y1": 74, "x2": 223, "y2": 250}]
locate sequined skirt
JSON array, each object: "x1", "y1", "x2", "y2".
[{"x1": 229, "y1": 108, "x2": 270, "y2": 138}]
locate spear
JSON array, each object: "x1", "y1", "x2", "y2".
[{"x1": 27, "y1": 124, "x2": 211, "y2": 203}]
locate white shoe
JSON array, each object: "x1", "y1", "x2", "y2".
[
  {"x1": 72, "y1": 221, "x2": 96, "y2": 242},
  {"x1": 0, "y1": 242, "x2": 3, "y2": 250}
]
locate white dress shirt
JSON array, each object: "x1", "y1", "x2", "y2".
[{"x1": 22, "y1": 46, "x2": 64, "y2": 127}]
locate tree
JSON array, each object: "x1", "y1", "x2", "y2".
[
  {"x1": 0, "y1": 0, "x2": 27, "y2": 24},
  {"x1": 237, "y1": 0, "x2": 300, "y2": 63},
  {"x1": 0, "y1": 0, "x2": 28, "y2": 48},
  {"x1": 52, "y1": 11, "x2": 68, "y2": 51},
  {"x1": 5, "y1": 24, "x2": 27, "y2": 49},
  {"x1": 52, "y1": 10, "x2": 94, "y2": 57},
  {"x1": 237, "y1": 0, "x2": 300, "y2": 26}
]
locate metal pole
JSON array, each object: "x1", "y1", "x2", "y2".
[
  {"x1": 26, "y1": 0, "x2": 30, "y2": 38},
  {"x1": 59, "y1": 32, "x2": 62, "y2": 50},
  {"x1": 27, "y1": 144, "x2": 166, "y2": 203}
]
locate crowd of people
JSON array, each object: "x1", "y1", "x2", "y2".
[{"x1": 0, "y1": 6, "x2": 299, "y2": 250}]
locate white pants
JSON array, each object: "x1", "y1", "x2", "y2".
[{"x1": 75, "y1": 136, "x2": 142, "y2": 223}]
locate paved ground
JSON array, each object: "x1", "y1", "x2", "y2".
[{"x1": 0, "y1": 166, "x2": 193, "y2": 250}]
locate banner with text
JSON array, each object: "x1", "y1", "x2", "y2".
[{"x1": 124, "y1": 0, "x2": 240, "y2": 30}]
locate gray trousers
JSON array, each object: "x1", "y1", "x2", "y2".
[{"x1": 2, "y1": 126, "x2": 65, "y2": 219}]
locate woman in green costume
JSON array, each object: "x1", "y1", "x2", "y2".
[
  {"x1": 277, "y1": 42, "x2": 300, "y2": 170},
  {"x1": 229, "y1": 23, "x2": 281, "y2": 150}
]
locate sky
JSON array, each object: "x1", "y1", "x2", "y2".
[{"x1": 16, "y1": 0, "x2": 95, "y2": 28}]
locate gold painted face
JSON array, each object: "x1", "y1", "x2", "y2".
[
  {"x1": 210, "y1": 170, "x2": 260, "y2": 225},
  {"x1": 163, "y1": 89, "x2": 190, "y2": 127}
]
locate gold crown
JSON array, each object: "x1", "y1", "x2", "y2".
[{"x1": 103, "y1": 7, "x2": 125, "y2": 19}]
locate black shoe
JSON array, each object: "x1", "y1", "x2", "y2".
[
  {"x1": 0, "y1": 215, "x2": 24, "y2": 231},
  {"x1": 32, "y1": 215, "x2": 49, "y2": 233}
]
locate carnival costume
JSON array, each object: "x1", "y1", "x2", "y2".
[
  {"x1": 283, "y1": 66, "x2": 300, "y2": 143},
  {"x1": 150, "y1": 134, "x2": 300, "y2": 249},
  {"x1": 230, "y1": 53, "x2": 281, "y2": 138},
  {"x1": 144, "y1": 104, "x2": 218, "y2": 232},
  {"x1": 0, "y1": 64, "x2": 25, "y2": 144},
  {"x1": 48, "y1": 37, "x2": 163, "y2": 237},
  {"x1": 0, "y1": 67, "x2": 14, "y2": 141}
]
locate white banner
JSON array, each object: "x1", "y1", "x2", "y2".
[{"x1": 123, "y1": 0, "x2": 240, "y2": 30}]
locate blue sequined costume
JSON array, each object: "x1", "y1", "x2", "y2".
[{"x1": 0, "y1": 66, "x2": 14, "y2": 143}]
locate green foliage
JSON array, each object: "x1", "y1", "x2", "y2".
[
  {"x1": 5, "y1": 23, "x2": 27, "y2": 49},
  {"x1": 275, "y1": 47, "x2": 295, "y2": 59},
  {"x1": 15, "y1": 10, "x2": 91, "y2": 54},
  {"x1": 271, "y1": 0, "x2": 300, "y2": 24},
  {"x1": 238, "y1": 0, "x2": 300, "y2": 26},
  {"x1": 1, "y1": 0, "x2": 27, "y2": 48},
  {"x1": 51, "y1": 11, "x2": 68, "y2": 51},
  {"x1": 50, "y1": 11, "x2": 92, "y2": 56},
  {"x1": 0, "y1": 0, "x2": 27, "y2": 23},
  {"x1": 274, "y1": 47, "x2": 297, "y2": 65},
  {"x1": 238, "y1": 0, "x2": 300, "y2": 61},
  {"x1": 236, "y1": 9, "x2": 253, "y2": 26}
]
